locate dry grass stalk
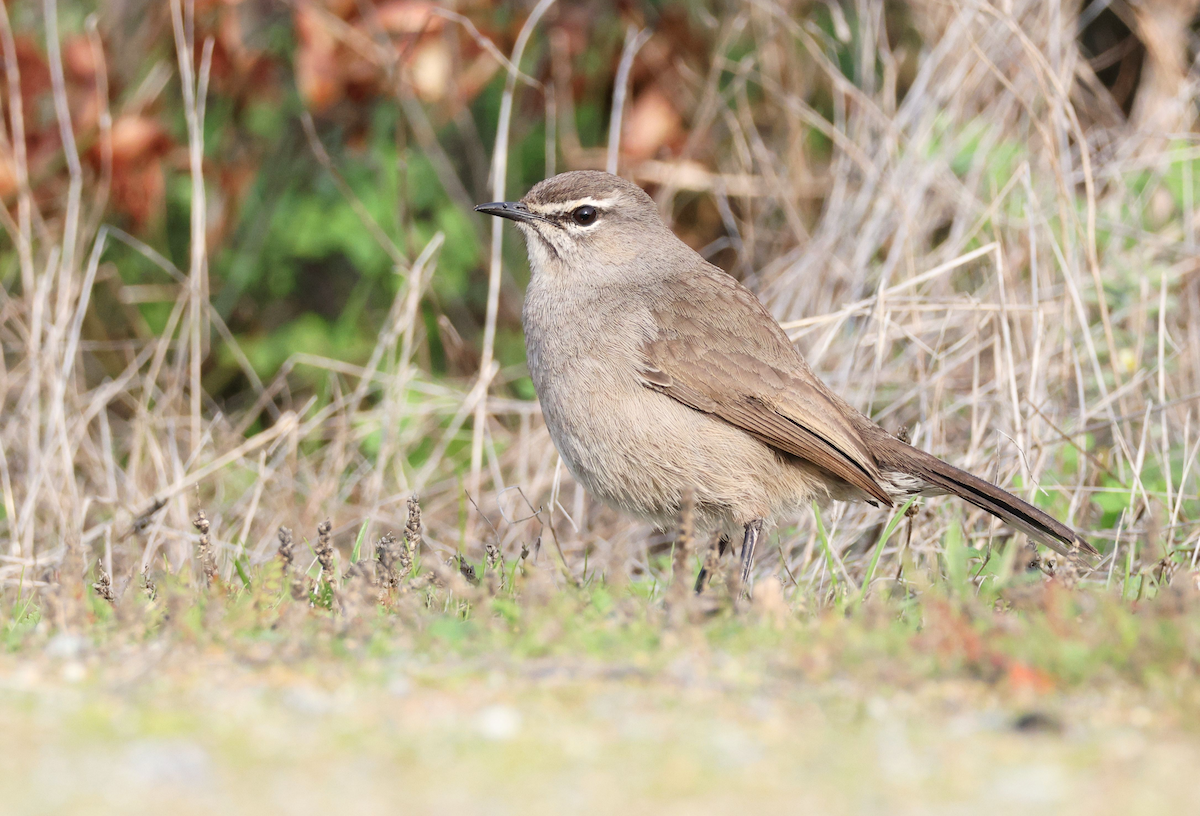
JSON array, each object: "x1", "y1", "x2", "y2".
[
  {"x1": 92, "y1": 569, "x2": 114, "y2": 604},
  {"x1": 484, "y1": 539, "x2": 503, "y2": 573},
  {"x1": 402, "y1": 495, "x2": 422, "y2": 575},
  {"x1": 694, "y1": 536, "x2": 724, "y2": 596},
  {"x1": 470, "y1": 0, "x2": 558, "y2": 518},
  {"x1": 1128, "y1": 0, "x2": 1200, "y2": 132},
  {"x1": 276, "y1": 525, "x2": 308, "y2": 602},
  {"x1": 314, "y1": 519, "x2": 335, "y2": 582},
  {"x1": 56, "y1": 532, "x2": 87, "y2": 628},
  {"x1": 276, "y1": 526, "x2": 295, "y2": 577},
  {"x1": 140, "y1": 566, "x2": 157, "y2": 602},
  {"x1": 376, "y1": 532, "x2": 400, "y2": 592},
  {"x1": 193, "y1": 509, "x2": 217, "y2": 587},
  {"x1": 667, "y1": 488, "x2": 697, "y2": 624},
  {"x1": 457, "y1": 556, "x2": 479, "y2": 586}
]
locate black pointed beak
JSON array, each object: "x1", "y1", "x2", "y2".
[{"x1": 474, "y1": 201, "x2": 548, "y2": 225}]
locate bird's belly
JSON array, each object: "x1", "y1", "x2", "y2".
[{"x1": 533, "y1": 363, "x2": 825, "y2": 532}]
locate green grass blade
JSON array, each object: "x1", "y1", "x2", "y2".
[
  {"x1": 812, "y1": 501, "x2": 839, "y2": 591},
  {"x1": 351, "y1": 519, "x2": 369, "y2": 564},
  {"x1": 233, "y1": 556, "x2": 253, "y2": 590},
  {"x1": 943, "y1": 521, "x2": 967, "y2": 594},
  {"x1": 854, "y1": 497, "x2": 917, "y2": 608}
]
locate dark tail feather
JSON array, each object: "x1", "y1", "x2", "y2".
[{"x1": 874, "y1": 438, "x2": 1098, "y2": 562}]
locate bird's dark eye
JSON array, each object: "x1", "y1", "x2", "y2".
[{"x1": 571, "y1": 205, "x2": 597, "y2": 226}]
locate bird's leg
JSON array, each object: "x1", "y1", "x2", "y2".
[
  {"x1": 693, "y1": 534, "x2": 731, "y2": 594},
  {"x1": 739, "y1": 519, "x2": 764, "y2": 587}
]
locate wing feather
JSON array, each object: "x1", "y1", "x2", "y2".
[{"x1": 641, "y1": 271, "x2": 893, "y2": 507}]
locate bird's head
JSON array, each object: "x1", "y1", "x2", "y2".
[{"x1": 475, "y1": 171, "x2": 675, "y2": 284}]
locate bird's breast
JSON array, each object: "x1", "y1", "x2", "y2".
[
  {"x1": 522, "y1": 283, "x2": 650, "y2": 418},
  {"x1": 519, "y1": 281, "x2": 816, "y2": 531},
  {"x1": 521, "y1": 284, "x2": 675, "y2": 511}
]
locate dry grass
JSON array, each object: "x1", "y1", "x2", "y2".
[{"x1": 1, "y1": 0, "x2": 1199, "y2": 708}]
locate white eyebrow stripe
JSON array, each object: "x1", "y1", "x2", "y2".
[{"x1": 528, "y1": 195, "x2": 620, "y2": 215}]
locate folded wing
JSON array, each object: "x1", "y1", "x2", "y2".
[{"x1": 640, "y1": 270, "x2": 893, "y2": 507}]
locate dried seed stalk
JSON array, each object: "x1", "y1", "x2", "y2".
[
  {"x1": 402, "y1": 495, "x2": 422, "y2": 575},
  {"x1": 376, "y1": 532, "x2": 400, "y2": 590},
  {"x1": 667, "y1": 488, "x2": 696, "y2": 622},
  {"x1": 92, "y1": 569, "x2": 115, "y2": 604},
  {"x1": 315, "y1": 519, "x2": 335, "y2": 578},
  {"x1": 277, "y1": 525, "x2": 309, "y2": 602},
  {"x1": 458, "y1": 556, "x2": 479, "y2": 586},
  {"x1": 193, "y1": 509, "x2": 217, "y2": 587},
  {"x1": 277, "y1": 526, "x2": 295, "y2": 575},
  {"x1": 485, "y1": 539, "x2": 503, "y2": 572},
  {"x1": 142, "y1": 566, "x2": 158, "y2": 601}
]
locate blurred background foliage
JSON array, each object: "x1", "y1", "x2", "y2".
[
  {"x1": 5, "y1": 0, "x2": 720, "y2": 411},
  {"x1": 4, "y1": 0, "x2": 1200, "y2": 543},
  {"x1": 0, "y1": 0, "x2": 1186, "y2": 411}
]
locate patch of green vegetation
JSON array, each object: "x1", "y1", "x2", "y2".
[
  {"x1": 5, "y1": 529, "x2": 1197, "y2": 695},
  {"x1": 4, "y1": 588, "x2": 39, "y2": 651},
  {"x1": 4, "y1": 521, "x2": 1200, "y2": 812}
]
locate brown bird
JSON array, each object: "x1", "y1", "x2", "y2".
[{"x1": 476, "y1": 171, "x2": 1096, "y2": 589}]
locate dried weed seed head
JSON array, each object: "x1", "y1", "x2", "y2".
[
  {"x1": 458, "y1": 556, "x2": 479, "y2": 586},
  {"x1": 485, "y1": 539, "x2": 503, "y2": 572},
  {"x1": 315, "y1": 519, "x2": 335, "y2": 577},
  {"x1": 376, "y1": 532, "x2": 400, "y2": 590},
  {"x1": 193, "y1": 509, "x2": 217, "y2": 586},
  {"x1": 141, "y1": 566, "x2": 158, "y2": 601},
  {"x1": 92, "y1": 569, "x2": 115, "y2": 604},
  {"x1": 403, "y1": 495, "x2": 422, "y2": 572},
  {"x1": 275, "y1": 525, "x2": 311, "y2": 603},
  {"x1": 277, "y1": 526, "x2": 295, "y2": 575}
]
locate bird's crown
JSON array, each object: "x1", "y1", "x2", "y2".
[{"x1": 522, "y1": 171, "x2": 656, "y2": 220}]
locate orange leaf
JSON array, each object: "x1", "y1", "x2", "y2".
[
  {"x1": 1006, "y1": 661, "x2": 1055, "y2": 694},
  {"x1": 110, "y1": 116, "x2": 169, "y2": 165},
  {"x1": 0, "y1": 145, "x2": 17, "y2": 200},
  {"x1": 63, "y1": 35, "x2": 97, "y2": 82},
  {"x1": 621, "y1": 86, "x2": 682, "y2": 161},
  {"x1": 295, "y1": 6, "x2": 342, "y2": 112}
]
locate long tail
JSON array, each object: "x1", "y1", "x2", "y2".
[{"x1": 872, "y1": 437, "x2": 1098, "y2": 561}]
